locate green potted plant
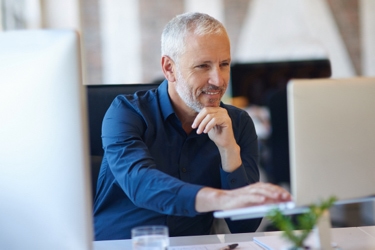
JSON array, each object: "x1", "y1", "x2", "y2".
[{"x1": 266, "y1": 197, "x2": 336, "y2": 250}]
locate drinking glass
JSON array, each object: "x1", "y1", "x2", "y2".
[{"x1": 132, "y1": 225, "x2": 169, "y2": 250}]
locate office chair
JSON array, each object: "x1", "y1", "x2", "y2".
[{"x1": 86, "y1": 83, "x2": 161, "y2": 198}]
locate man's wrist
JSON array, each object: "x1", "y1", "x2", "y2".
[
  {"x1": 219, "y1": 144, "x2": 242, "y2": 172},
  {"x1": 195, "y1": 187, "x2": 228, "y2": 212}
]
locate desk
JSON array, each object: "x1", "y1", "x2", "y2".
[{"x1": 93, "y1": 226, "x2": 375, "y2": 250}]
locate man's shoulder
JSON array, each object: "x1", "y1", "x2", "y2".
[
  {"x1": 113, "y1": 88, "x2": 159, "y2": 107},
  {"x1": 221, "y1": 102, "x2": 249, "y2": 117},
  {"x1": 113, "y1": 80, "x2": 167, "y2": 107},
  {"x1": 221, "y1": 103, "x2": 255, "y2": 132}
]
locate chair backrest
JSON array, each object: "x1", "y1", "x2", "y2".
[{"x1": 86, "y1": 83, "x2": 161, "y2": 195}]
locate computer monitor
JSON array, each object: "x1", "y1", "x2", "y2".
[
  {"x1": 230, "y1": 59, "x2": 332, "y2": 185},
  {"x1": 0, "y1": 30, "x2": 93, "y2": 249},
  {"x1": 214, "y1": 77, "x2": 375, "y2": 220},
  {"x1": 288, "y1": 77, "x2": 375, "y2": 206}
]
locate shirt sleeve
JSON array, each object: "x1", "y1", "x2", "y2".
[{"x1": 102, "y1": 96, "x2": 203, "y2": 217}]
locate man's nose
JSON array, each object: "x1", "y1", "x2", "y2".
[{"x1": 208, "y1": 65, "x2": 224, "y2": 86}]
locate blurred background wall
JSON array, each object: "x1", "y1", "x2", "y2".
[{"x1": 1, "y1": 0, "x2": 374, "y2": 85}]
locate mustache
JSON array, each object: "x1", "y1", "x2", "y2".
[{"x1": 201, "y1": 85, "x2": 226, "y2": 92}]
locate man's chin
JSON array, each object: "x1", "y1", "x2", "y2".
[
  {"x1": 207, "y1": 99, "x2": 221, "y2": 107},
  {"x1": 202, "y1": 104, "x2": 221, "y2": 109},
  {"x1": 194, "y1": 99, "x2": 221, "y2": 111}
]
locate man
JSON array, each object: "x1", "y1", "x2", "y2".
[{"x1": 93, "y1": 12, "x2": 291, "y2": 240}]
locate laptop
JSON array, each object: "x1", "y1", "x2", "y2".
[{"x1": 214, "y1": 77, "x2": 375, "y2": 220}]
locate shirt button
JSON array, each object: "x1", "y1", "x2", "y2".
[
  {"x1": 230, "y1": 179, "x2": 236, "y2": 184},
  {"x1": 181, "y1": 167, "x2": 187, "y2": 173}
]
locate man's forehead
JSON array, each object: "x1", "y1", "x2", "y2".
[
  {"x1": 183, "y1": 49, "x2": 231, "y2": 63},
  {"x1": 181, "y1": 34, "x2": 230, "y2": 58}
]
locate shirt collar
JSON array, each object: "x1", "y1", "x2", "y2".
[{"x1": 158, "y1": 79, "x2": 175, "y2": 121}]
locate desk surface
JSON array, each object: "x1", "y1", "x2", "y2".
[{"x1": 93, "y1": 226, "x2": 375, "y2": 250}]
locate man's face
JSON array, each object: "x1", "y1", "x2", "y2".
[{"x1": 173, "y1": 32, "x2": 231, "y2": 112}]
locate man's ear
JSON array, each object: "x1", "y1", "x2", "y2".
[{"x1": 161, "y1": 56, "x2": 176, "y2": 82}]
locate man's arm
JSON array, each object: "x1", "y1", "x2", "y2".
[
  {"x1": 192, "y1": 106, "x2": 291, "y2": 211},
  {"x1": 192, "y1": 107, "x2": 242, "y2": 172},
  {"x1": 100, "y1": 96, "x2": 203, "y2": 217}
]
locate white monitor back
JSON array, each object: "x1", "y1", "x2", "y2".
[
  {"x1": 0, "y1": 30, "x2": 93, "y2": 249},
  {"x1": 288, "y1": 77, "x2": 375, "y2": 206}
]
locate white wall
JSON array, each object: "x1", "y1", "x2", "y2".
[
  {"x1": 99, "y1": 0, "x2": 142, "y2": 84},
  {"x1": 0, "y1": 0, "x2": 3, "y2": 32},
  {"x1": 0, "y1": 0, "x2": 2, "y2": 31},
  {"x1": 235, "y1": 0, "x2": 355, "y2": 78},
  {"x1": 41, "y1": 0, "x2": 80, "y2": 30},
  {"x1": 2, "y1": 1, "x2": 373, "y2": 82},
  {"x1": 360, "y1": 0, "x2": 375, "y2": 76},
  {"x1": 24, "y1": 0, "x2": 42, "y2": 29},
  {"x1": 184, "y1": 0, "x2": 224, "y2": 24}
]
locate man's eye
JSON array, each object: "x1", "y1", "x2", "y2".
[
  {"x1": 196, "y1": 64, "x2": 208, "y2": 69},
  {"x1": 221, "y1": 62, "x2": 230, "y2": 67}
]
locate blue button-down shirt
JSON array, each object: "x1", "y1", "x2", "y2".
[{"x1": 93, "y1": 80, "x2": 261, "y2": 240}]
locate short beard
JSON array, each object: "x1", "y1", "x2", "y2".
[{"x1": 175, "y1": 69, "x2": 204, "y2": 112}]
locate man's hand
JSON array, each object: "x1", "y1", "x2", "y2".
[
  {"x1": 192, "y1": 107, "x2": 235, "y2": 148},
  {"x1": 195, "y1": 182, "x2": 292, "y2": 213},
  {"x1": 192, "y1": 107, "x2": 241, "y2": 172}
]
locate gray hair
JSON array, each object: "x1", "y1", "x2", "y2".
[{"x1": 161, "y1": 12, "x2": 227, "y2": 62}]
